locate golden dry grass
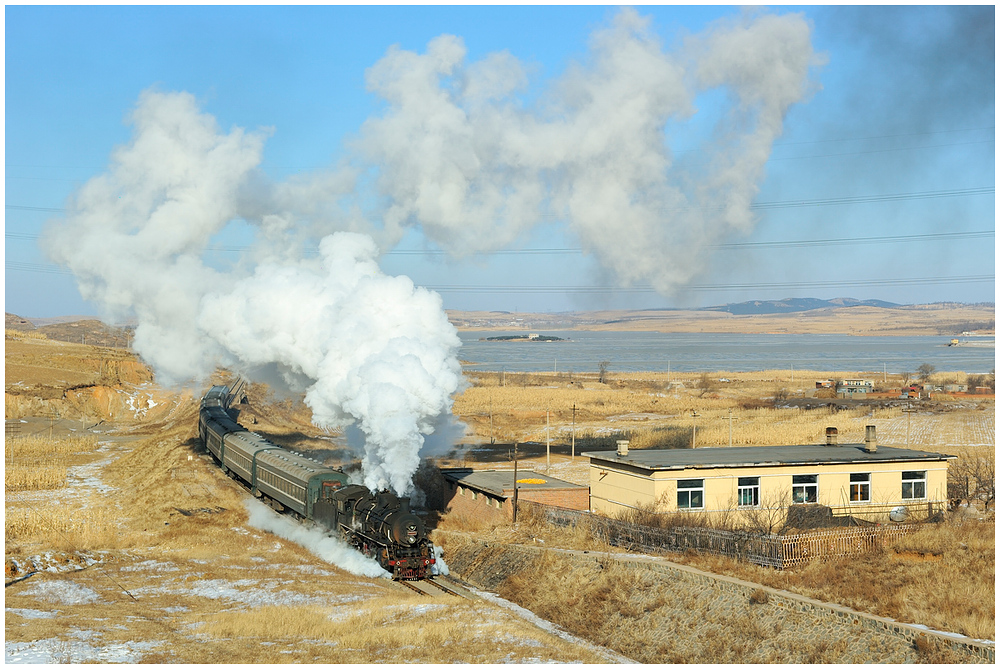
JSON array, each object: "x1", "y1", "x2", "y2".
[
  {"x1": 658, "y1": 516, "x2": 995, "y2": 641},
  {"x1": 5, "y1": 328, "x2": 47, "y2": 340},
  {"x1": 5, "y1": 435, "x2": 100, "y2": 492}
]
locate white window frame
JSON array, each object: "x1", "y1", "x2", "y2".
[
  {"x1": 849, "y1": 472, "x2": 871, "y2": 503},
  {"x1": 902, "y1": 471, "x2": 927, "y2": 500},
  {"x1": 792, "y1": 474, "x2": 818, "y2": 504},
  {"x1": 677, "y1": 479, "x2": 705, "y2": 510},
  {"x1": 737, "y1": 476, "x2": 760, "y2": 507}
]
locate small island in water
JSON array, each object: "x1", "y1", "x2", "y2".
[{"x1": 480, "y1": 333, "x2": 568, "y2": 342}]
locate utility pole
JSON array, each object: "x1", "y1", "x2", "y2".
[
  {"x1": 571, "y1": 403, "x2": 576, "y2": 460},
  {"x1": 728, "y1": 408, "x2": 734, "y2": 447},
  {"x1": 691, "y1": 411, "x2": 700, "y2": 448},
  {"x1": 489, "y1": 395, "x2": 494, "y2": 445},
  {"x1": 883, "y1": 363, "x2": 887, "y2": 384},
  {"x1": 546, "y1": 410, "x2": 551, "y2": 474},
  {"x1": 512, "y1": 442, "x2": 519, "y2": 524}
]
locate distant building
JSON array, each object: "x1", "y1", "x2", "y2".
[
  {"x1": 815, "y1": 379, "x2": 833, "y2": 389},
  {"x1": 837, "y1": 379, "x2": 873, "y2": 398}
]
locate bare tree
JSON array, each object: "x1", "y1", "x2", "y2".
[
  {"x1": 696, "y1": 373, "x2": 718, "y2": 398},
  {"x1": 597, "y1": 360, "x2": 610, "y2": 384},
  {"x1": 734, "y1": 490, "x2": 792, "y2": 535},
  {"x1": 917, "y1": 363, "x2": 936, "y2": 382},
  {"x1": 948, "y1": 447, "x2": 996, "y2": 512}
]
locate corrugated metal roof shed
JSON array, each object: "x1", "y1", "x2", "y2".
[{"x1": 441, "y1": 468, "x2": 584, "y2": 497}]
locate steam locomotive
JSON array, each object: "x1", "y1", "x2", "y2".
[{"x1": 198, "y1": 385, "x2": 436, "y2": 580}]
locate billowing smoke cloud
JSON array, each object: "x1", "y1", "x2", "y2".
[
  {"x1": 245, "y1": 499, "x2": 389, "y2": 578},
  {"x1": 356, "y1": 8, "x2": 819, "y2": 292},
  {"x1": 43, "y1": 8, "x2": 817, "y2": 493},
  {"x1": 43, "y1": 90, "x2": 462, "y2": 496}
]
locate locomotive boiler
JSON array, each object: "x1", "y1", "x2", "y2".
[{"x1": 199, "y1": 385, "x2": 436, "y2": 579}]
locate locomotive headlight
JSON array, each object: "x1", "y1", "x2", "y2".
[{"x1": 406, "y1": 522, "x2": 418, "y2": 545}]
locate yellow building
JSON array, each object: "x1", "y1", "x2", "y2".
[{"x1": 584, "y1": 427, "x2": 953, "y2": 526}]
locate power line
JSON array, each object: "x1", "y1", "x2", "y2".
[
  {"x1": 8, "y1": 184, "x2": 992, "y2": 222},
  {"x1": 421, "y1": 275, "x2": 995, "y2": 294},
  {"x1": 7, "y1": 228, "x2": 993, "y2": 256}
]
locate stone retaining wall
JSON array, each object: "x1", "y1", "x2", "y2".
[{"x1": 445, "y1": 538, "x2": 993, "y2": 664}]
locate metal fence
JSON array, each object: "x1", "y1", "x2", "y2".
[{"x1": 531, "y1": 502, "x2": 919, "y2": 569}]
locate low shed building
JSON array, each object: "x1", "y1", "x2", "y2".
[
  {"x1": 440, "y1": 468, "x2": 589, "y2": 522},
  {"x1": 585, "y1": 427, "x2": 953, "y2": 525}
]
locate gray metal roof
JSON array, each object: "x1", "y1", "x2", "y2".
[
  {"x1": 582, "y1": 444, "x2": 955, "y2": 472},
  {"x1": 441, "y1": 468, "x2": 585, "y2": 497}
]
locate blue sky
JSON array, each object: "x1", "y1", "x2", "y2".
[{"x1": 5, "y1": 5, "x2": 995, "y2": 318}]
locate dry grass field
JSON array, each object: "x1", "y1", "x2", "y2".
[
  {"x1": 4, "y1": 336, "x2": 617, "y2": 663},
  {"x1": 5, "y1": 328, "x2": 994, "y2": 662}
]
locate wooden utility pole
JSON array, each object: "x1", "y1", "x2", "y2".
[
  {"x1": 728, "y1": 408, "x2": 734, "y2": 447},
  {"x1": 512, "y1": 442, "x2": 519, "y2": 524},
  {"x1": 571, "y1": 404, "x2": 576, "y2": 460},
  {"x1": 489, "y1": 396, "x2": 494, "y2": 445},
  {"x1": 691, "y1": 411, "x2": 700, "y2": 448},
  {"x1": 546, "y1": 411, "x2": 551, "y2": 473}
]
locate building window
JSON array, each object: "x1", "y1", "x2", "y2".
[
  {"x1": 792, "y1": 474, "x2": 818, "y2": 504},
  {"x1": 849, "y1": 473, "x2": 871, "y2": 502},
  {"x1": 677, "y1": 479, "x2": 704, "y2": 509},
  {"x1": 902, "y1": 471, "x2": 926, "y2": 499},
  {"x1": 737, "y1": 477, "x2": 760, "y2": 507}
]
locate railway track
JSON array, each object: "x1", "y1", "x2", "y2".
[{"x1": 397, "y1": 575, "x2": 475, "y2": 599}]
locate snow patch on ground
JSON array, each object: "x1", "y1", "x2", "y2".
[
  {"x1": 119, "y1": 559, "x2": 179, "y2": 573},
  {"x1": 5, "y1": 638, "x2": 162, "y2": 664},
  {"x1": 19, "y1": 580, "x2": 102, "y2": 605},
  {"x1": 6, "y1": 608, "x2": 59, "y2": 619},
  {"x1": 130, "y1": 576, "x2": 366, "y2": 610}
]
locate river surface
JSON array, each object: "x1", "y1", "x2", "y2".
[{"x1": 458, "y1": 331, "x2": 995, "y2": 374}]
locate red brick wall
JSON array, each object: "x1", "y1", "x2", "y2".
[
  {"x1": 515, "y1": 487, "x2": 590, "y2": 511},
  {"x1": 442, "y1": 483, "x2": 590, "y2": 524}
]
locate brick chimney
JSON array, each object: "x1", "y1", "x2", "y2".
[
  {"x1": 825, "y1": 427, "x2": 839, "y2": 446},
  {"x1": 864, "y1": 425, "x2": 877, "y2": 453},
  {"x1": 616, "y1": 439, "x2": 629, "y2": 457}
]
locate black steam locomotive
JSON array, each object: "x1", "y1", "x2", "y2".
[{"x1": 199, "y1": 385, "x2": 436, "y2": 579}]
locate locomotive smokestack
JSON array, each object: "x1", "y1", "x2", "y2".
[{"x1": 864, "y1": 425, "x2": 877, "y2": 453}]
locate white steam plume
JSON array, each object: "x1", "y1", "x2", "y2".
[
  {"x1": 43, "y1": 90, "x2": 461, "y2": 496},
  {"x1": 245, "y1": 499, "x2": 389, "y2": 579}
]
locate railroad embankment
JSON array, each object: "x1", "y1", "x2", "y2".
[{"x1": 443, "y1": 536, "x2": 994, "y2": 664}]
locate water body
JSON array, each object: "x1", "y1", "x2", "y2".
[{"x1": 458, "y1": 331, "x2": 995, "y2": 374}]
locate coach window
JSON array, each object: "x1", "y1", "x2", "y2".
[
  {"x1": 677, "y1": 479, "x2": 704, "y2": 510},
  {"x1": 737, "y1": 477, "x2": 760, "y2": 507},
  {"x1": 849, "y1": 473, "x2": 871, "y2": 502},
  {"x1": 792, "y1": 474, "x2": 818, "y2": 504},
  {"x1": 902, "y1": 471, "x2": 926, "y2": 500}
]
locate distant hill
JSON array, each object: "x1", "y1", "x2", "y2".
[
  {"x1": 701, "y1": 297, "x2": 900, "y2": 315},
  {"x1": 5, "y1": 312, "x2": 133, "y2": 347},
  {"x1": 5, "y1": 313, "x2": 36, "y2": 331}
]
